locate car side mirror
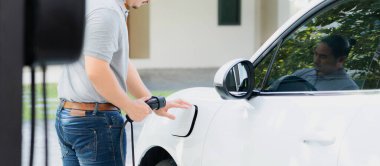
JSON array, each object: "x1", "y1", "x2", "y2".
[{"x1": 214, "y1": 59, "x2": 255, "y2": 99}]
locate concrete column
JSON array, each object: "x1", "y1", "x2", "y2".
[
  {"x1": 260, "y1": 0, "x2": 278, "y2": 44},
  {"x1": 128, "y1": 5, "x2": 150, "y2": 59}
]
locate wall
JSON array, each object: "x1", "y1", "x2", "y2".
[{"x1": 131, "y1": 0, "x2": 256, "y2": 69}]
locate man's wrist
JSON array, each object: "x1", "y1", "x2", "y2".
[{"x1": 118, "y1": 98, "x2": 132, "y2": 113}]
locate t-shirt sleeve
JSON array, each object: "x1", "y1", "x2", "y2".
[{"x1": 82, "y1": 9, "x2": 120, "y2": 63}]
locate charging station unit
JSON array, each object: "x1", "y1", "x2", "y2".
[{"x1": 0, "y1": 0, "x2": 85, "y2": 165}]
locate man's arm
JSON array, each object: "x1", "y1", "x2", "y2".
[
  {"x1": 85, "y1": 56, "x2": 151, "y2": 122},
  {"x1": 126, "y1": 61, "x2": 192, "y2": 119},
  {"x1": 126, "y1": 61, "x2": 152, "y2": 98}
]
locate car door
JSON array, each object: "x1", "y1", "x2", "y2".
[{"x1": 202, "y1": 0, "x2": 380, "y2": 165}]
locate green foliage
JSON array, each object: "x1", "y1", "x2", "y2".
[{"x1": 23, "y1": 83, "x2": 59, "y2": 121}]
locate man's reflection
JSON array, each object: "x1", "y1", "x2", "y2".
[{"x1": 292, "y1": 35, "x2": 359, "y2": 90}]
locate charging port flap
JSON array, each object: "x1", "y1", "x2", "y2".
[{"x1": 171, "y1": 105, "x2": 198, "y2": 137}]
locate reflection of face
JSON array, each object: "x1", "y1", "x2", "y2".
[
  {"x1": 313, "y1": 43, "x2": 344, "y2": 76},
  {"x1": 126, "y1": 0, "x2": 149, "y2": 9}
]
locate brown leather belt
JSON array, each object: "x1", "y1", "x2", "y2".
[{"x1": 63, "y1": 101, "x2": 119, "y2": 111}]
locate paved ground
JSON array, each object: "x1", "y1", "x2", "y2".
[
  {"x1": 22, "y1": 120, "x2": 144, "y2": 166},
  {"x1": 22, "y1": 68, "x2": 218, "y2": 166},
  {"x1": 139, "y1": 68, "x2": 218, "y2": 90}
]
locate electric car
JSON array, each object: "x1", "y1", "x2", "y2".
[{"x1": 136, "y1": 0, "x2": 380, "y2": 165}]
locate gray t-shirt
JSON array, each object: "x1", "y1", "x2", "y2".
[
  {"x1": 292, "y1": 68, "x2": 359, "y2": 91},
  {"x1": 58, "y1": 0, "x2": 129, "y2": 102}
]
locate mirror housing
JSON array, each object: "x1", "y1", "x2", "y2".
[{"x1": 214, "y1": 59, "x2": 255, "y2": 99}]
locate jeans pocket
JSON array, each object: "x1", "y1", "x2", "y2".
[{"x1": 62, "y1": 127, "x2": 97, "y2": 162}]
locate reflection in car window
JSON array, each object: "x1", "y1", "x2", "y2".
[
  {"x1": 263, "y1": 0, "x2": 380, "y2": 92},
  {"x1": 362, "y1": 42, "x2": 380, "y2": 89},
  {"x1": 253, "y1": 44, "x2": 279, "y2": 90}
]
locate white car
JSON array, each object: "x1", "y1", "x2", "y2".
[{"x1": 136, "y1": 0, "x2": 380, "y2": 165}]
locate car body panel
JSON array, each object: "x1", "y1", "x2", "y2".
[
  {"x1": 136, "y1": 87, "x2": 225, "y2": 165},
  {"x1": 202, "y1": 91, "x2": 380, "y2": 166},
  {"x1": 339, "y1": 92, "x2": 380, "y2": 166}
]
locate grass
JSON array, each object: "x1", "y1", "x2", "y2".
[{"x1": 22, "y1": 83, "x2": 176, "y2": 121}]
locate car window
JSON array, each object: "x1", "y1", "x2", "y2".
[
  {"x1": 253, "y1": 44, "x2": 279, "y2": 90},
  {"x1": 263, "y1": 0, "x2": 380, "y2": 92}
]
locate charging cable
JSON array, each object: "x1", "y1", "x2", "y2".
[
  {"x1": 120, "y1": 96, "x2": 166, "y2": 166},
  {"x1": 28, "y1": 65, "x2": 49, "y2": 166},
  {"x1": 42, "y1": 65, "x2": 49, "y2": 166},
  {"x1": 29, "y1": 66, "x2": 36, "y2": 166}
]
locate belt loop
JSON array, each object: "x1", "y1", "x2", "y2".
[
  {"x1": 93, "y1": 103, "x2": 99, "y2": 115},
  {"x1": 58, "y1": 99, "x2": 65, "y2": 112}
]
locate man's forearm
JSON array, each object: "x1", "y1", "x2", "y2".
[
  {"x1": 126, "y1": 61, "x2": 152, "y2": 98},
  {"x1": 85, "y1": 56, "x2": 131, "y2": 110}
]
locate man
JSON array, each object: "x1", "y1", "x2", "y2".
[
  {"x1": 292, "y1": 35, "x2": 359, "y2": 91},
  {"x1": 55, "y1": 0, "x2": 192, "y2": 165}
]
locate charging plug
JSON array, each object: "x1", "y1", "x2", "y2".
[
  {"x1": 145, "y1": 96, "x2": 166, "y2": 110},
  {"x1": 125, "y1": 96, "x2": 166, "y2": 123}
]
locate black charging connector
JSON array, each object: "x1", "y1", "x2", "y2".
[
  {"x1": 121, "y1": 96, "x2": 166, "y2": 166},
  {"x1": 145, "y1": 96, "x2": 166, "y2": 110},
  {"x1": 124, "y1": 96, "x2": 166, "y2": 123}
]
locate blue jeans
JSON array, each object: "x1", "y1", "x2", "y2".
[{"x1": 55, "y1": 101, "x2": 126, "y2": 166}]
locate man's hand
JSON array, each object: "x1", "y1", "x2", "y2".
[
  {"x1": 123, "y1": 96, "x2": 152, "y2": 122},
  {"x1": 154, "y1": 99, "x2": 192, "y2": 120}
]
